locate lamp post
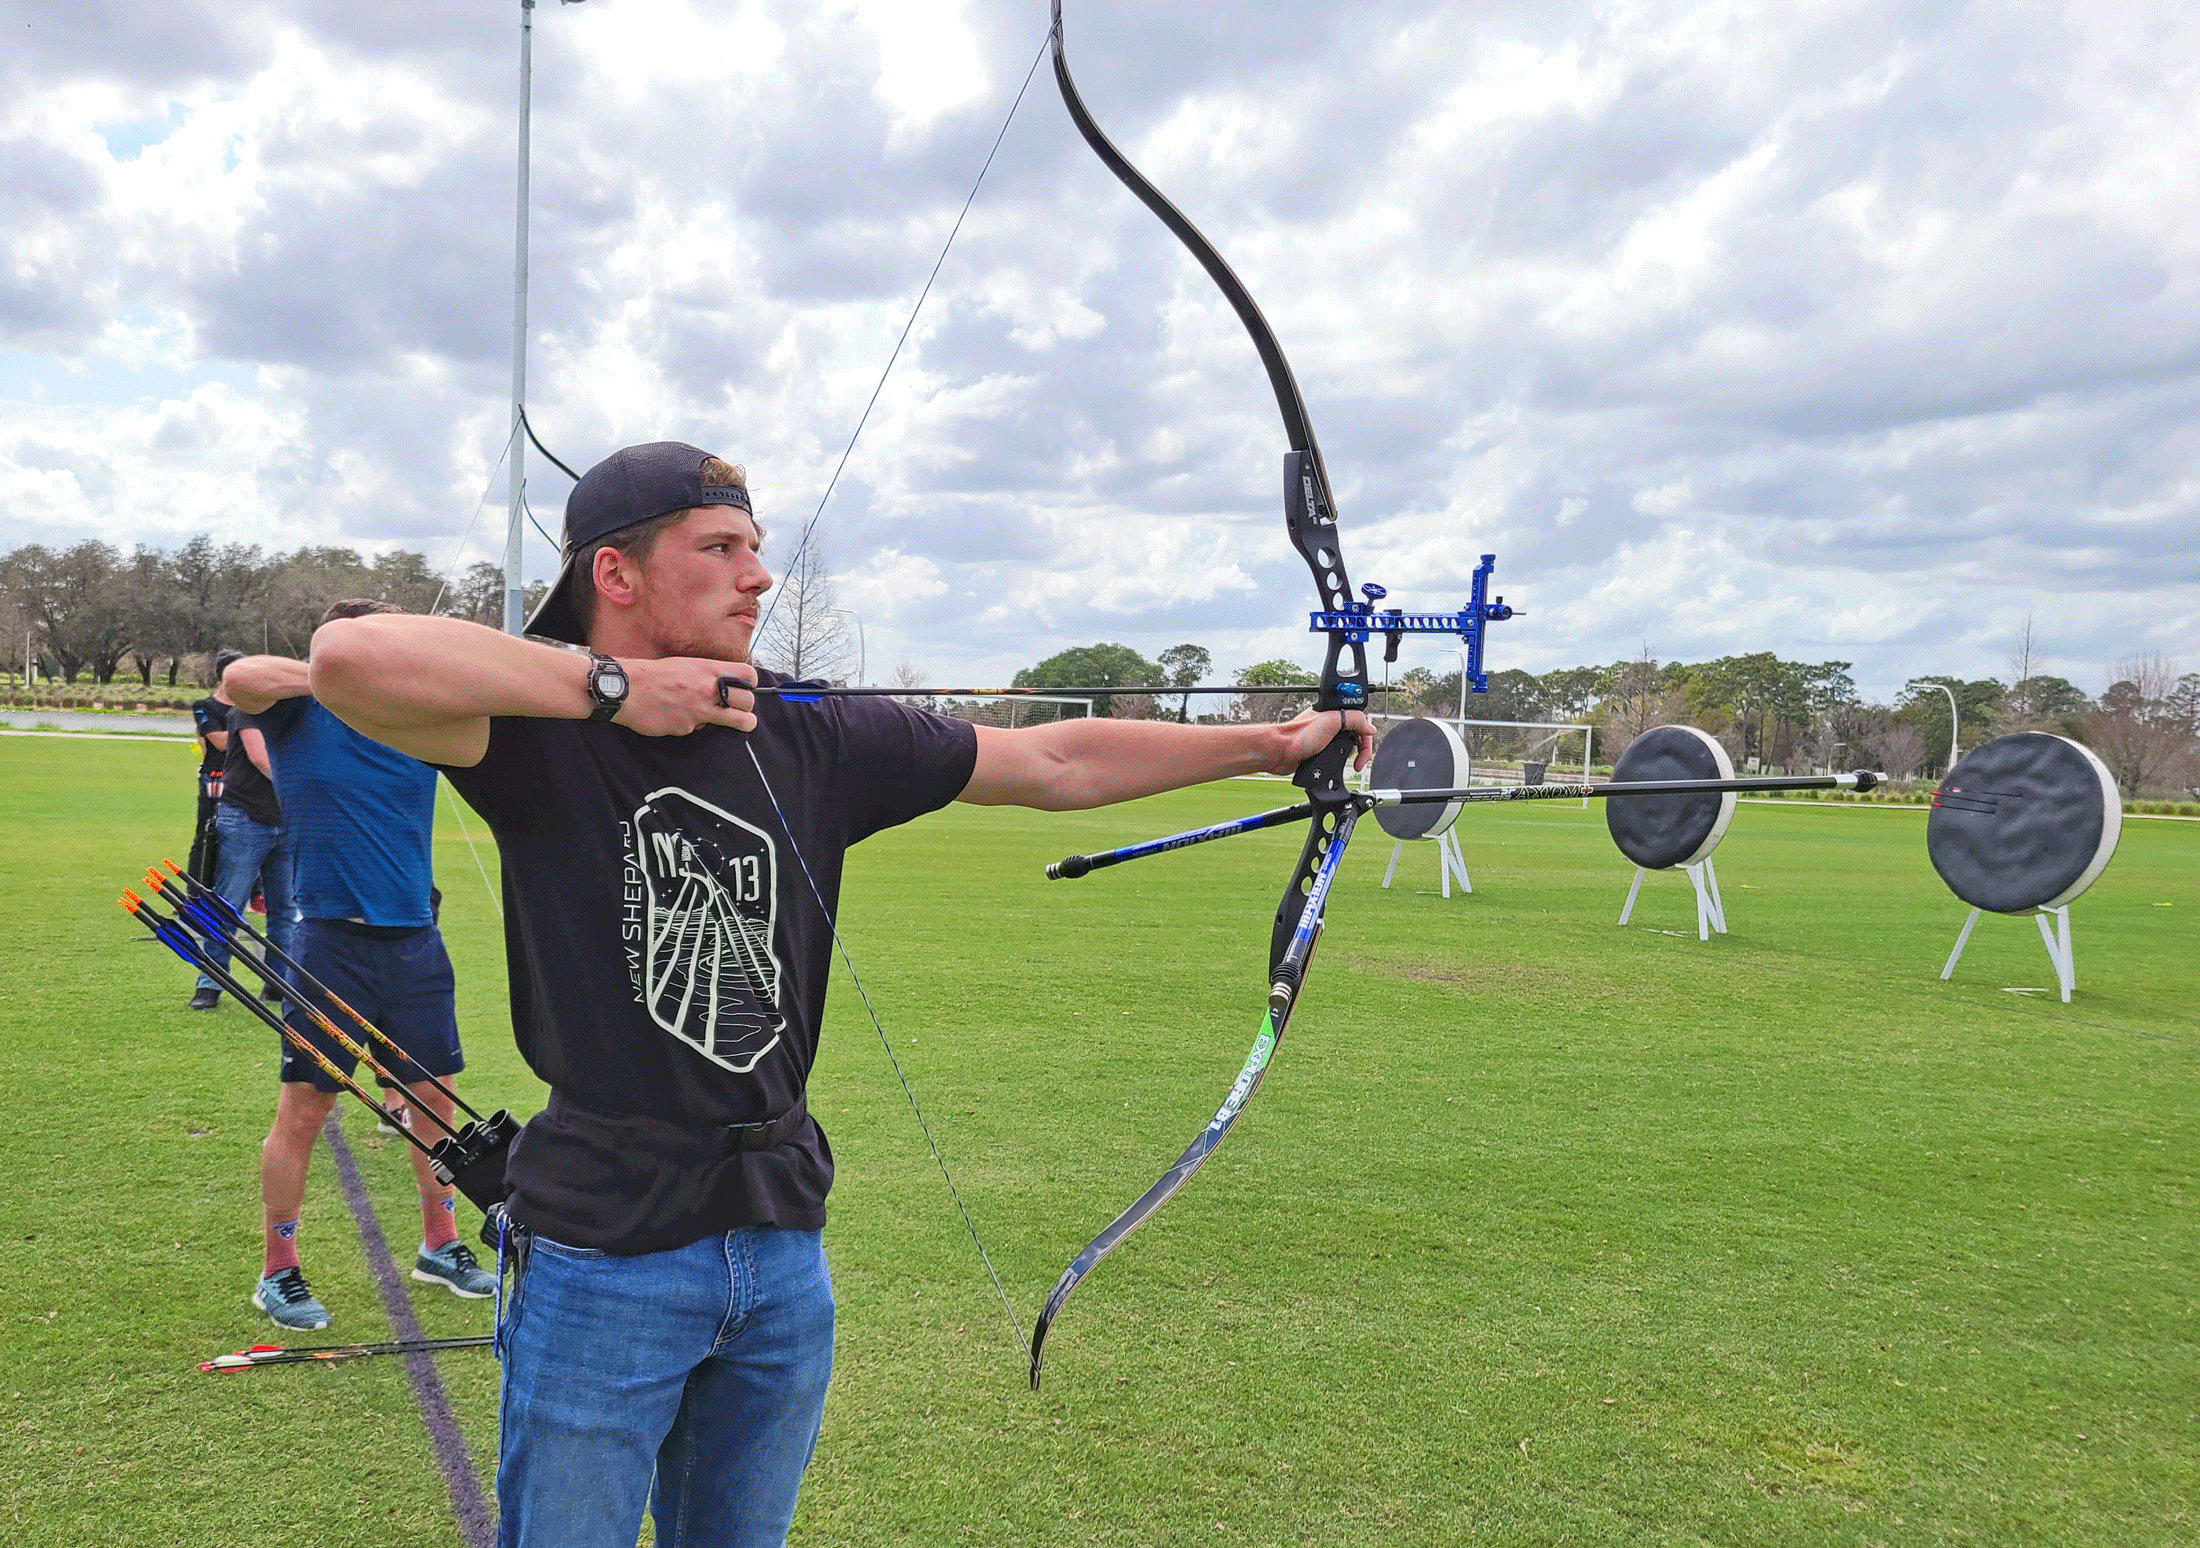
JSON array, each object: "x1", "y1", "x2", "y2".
[
  {"x1": 506, "y1": 0, "x2": 585, "y2": 634},
  {"x1": 1929, "y1": 682, "x2": 1959, "y2": 773},
  {"x1": 504, "y1": 0, "x2": 535, "y2": 635},
  {"x1": 825, "y1": 607, "x2": 864, "y2": 686}
]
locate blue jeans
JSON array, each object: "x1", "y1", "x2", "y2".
[
  {"x1": 497, "y1": 1227, "x2": 835, "y2": 1548},
  {"x1": 195, "y1": 805, "x2": 299, "y2": 993}
]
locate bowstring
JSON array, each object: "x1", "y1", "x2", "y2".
[
  {"x1": 753, "y1": 28, "x2": 1051, "y2": 644},
  {"x1": 744, "y1": 741, "x2": 1028, "y2": 1358},
  {"x1": 427, "y1": 420, "x2": 521, "y2": 618}
]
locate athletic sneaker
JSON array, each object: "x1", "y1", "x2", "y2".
[
  {"x1": 188, "y1": 988, "x2": 220, "y2": 1011},
  {"x1": 376, "y1": 1104, "x2": 411, "y2": 1136},
  {"x1": 253, "y1": 1267, "x2": 331, "y2": 1331},
  {"x1": 413, "y1": 1241, "x2": 496, "y2": 1299}
]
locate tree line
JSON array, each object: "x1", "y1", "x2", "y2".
[
  {"x1": 974, "y1": 639, "x2": 2200, "y2": 799},
  {"x1": 0, "y1": 537, "x2": 543, "y2": 688},
  {"x1": 6, "y1": 536, "x2": 2191, "y2": 798}
]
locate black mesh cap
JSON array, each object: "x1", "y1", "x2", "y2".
[{"x1": 525, "y1": 440, "x2": 753, "y2": 645}]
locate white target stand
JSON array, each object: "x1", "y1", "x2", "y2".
[
  {"x1": 1607, "y1": 726, "x2": 1738, "y2": 943},
  {"x1": 1927, "y1": 733, "x2": 2122, "y2": 1006},
  {"x1": 1368, "y1": 718, "x2": 1475, "y2": 901},
  {"x1": 1617, "y1": 858, "x2": 1727, "y2": 940},
  {"x1": 1939, "y1": 906, "x2": 2074, "y2": 1002},
  {"x1": 1381, "y1": 829, "x2": 1472, "y2": 897}
]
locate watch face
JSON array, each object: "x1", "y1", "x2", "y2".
[{"x1": 602, "y1": 668, "x2": 628, "y2": 698}]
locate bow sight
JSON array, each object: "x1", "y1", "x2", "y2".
[{"x1": 1311, "y1": 555, "x2": 1519, "y2": 698}]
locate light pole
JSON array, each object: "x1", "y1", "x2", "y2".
[
  {"x1": 825, "y1": 608, "x2": 864, "y2": 686},
  {"x1": 1452, "y1": 646, "x2": 1470, "y2": 723},
  {"x1": 504, "y1": 0, "x2": 534, "y2": 635},
  {"x1": 506, "y1": 1, "x2": 584, "y2": 634},
  {"x1": 1929, "y1": 682, "x2": 1959, "y2": 773}
]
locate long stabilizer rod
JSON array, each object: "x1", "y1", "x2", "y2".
[
  {"x1": 1371, "y1": 770, "x2": 1884, "y2": 806},
  {"x1": 1044, "y1": 772, "x2": 1884, "y2": 881}
]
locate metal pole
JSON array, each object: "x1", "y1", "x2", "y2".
[
  {"x1": 825, "y1": 608, "x2": 865, "y2": 685},
  {"x1": 505, "y1": 0, "x2": 535, "y2": 635},
  {"x1": 1932, "y1": 682, "x2": 1958, "y2": 773},
  {"x1": 1453, "y1": 646, "x2": 1469, "y2": 722}
]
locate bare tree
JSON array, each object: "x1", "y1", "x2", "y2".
[
  {"x1": 2089, "y1": 654, "x2": 2189, "y2": 796},
  {"x1": 2004, "y1": 612, "x2": 2045, "y2": 727},
  {"x1": 753, "y1": 544, "x2": 857, "y2": 682},
  {"x1": 1871, "y1": 720, "x2": 1926, "y2": 782},
  {"x1": 1594, "y1": 646, "x2": 1684, "y2": 761},
  {"x1": 890, "y1": 657, "x2": 934, "y2": 712}
]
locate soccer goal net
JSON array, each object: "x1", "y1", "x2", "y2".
[
  {"x1": 928, "y1": 694, "x2": 1097, "y2": 729},
  {"x1": 1365, "y1": 713, "x2": 1596, "y2": 796}
]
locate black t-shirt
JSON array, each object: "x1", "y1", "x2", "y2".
[
  {"x1": 438, "y1": 675, "x2": 977, "y2": 1254},
  {"x1": 190, "y1": 696, "x2": 226, "y2": 779},
  {"x1": 219, "y1": 704, "x2": 283, "y2": 827}
]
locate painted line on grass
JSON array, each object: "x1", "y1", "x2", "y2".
[{"x1": 324, "y1": 1113, "x2": 495, "y2": 1548}]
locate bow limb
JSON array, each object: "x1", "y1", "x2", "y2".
[
  {"x1": 1049, "y1": 1, "x2": 1371, "y2": 732},
  {"x1": 1035, "y1": 7, "x2": 1375, "y2": 1392}
]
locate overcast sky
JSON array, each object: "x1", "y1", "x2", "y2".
[{"x1": 2, "y1": 0, "x2": 2194, "y2": 700}]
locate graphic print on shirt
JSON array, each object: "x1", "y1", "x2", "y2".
[{"x1": 622, "y1": 787, "x2": 785, "y2": 1074}]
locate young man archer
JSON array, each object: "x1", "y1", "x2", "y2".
[{"x1": 309, "y1": 440, "x2": 1370, "y2": 1548}]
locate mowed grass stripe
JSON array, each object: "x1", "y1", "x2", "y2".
[{"x1": 2, "y1": 735, "x2": 2192, "y2": 1546}]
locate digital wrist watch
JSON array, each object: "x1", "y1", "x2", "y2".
[{"x1": 585, "y1": 653, "x2": 629, "y2": 723}]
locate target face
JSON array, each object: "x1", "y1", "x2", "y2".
[
  {"x1": 1372, "y1": 719, "x2": 1470, "y2": 840},
  {"x1": 1605, "y1": 725, "x2": 1736, "y2": 869},
  {"x1": 1927, "y1": 732, "x2": 2121, "y2": 912}
]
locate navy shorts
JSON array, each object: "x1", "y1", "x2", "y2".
[{"x1": 279, "y1": 919, "x2": 464, "y2": 1093}]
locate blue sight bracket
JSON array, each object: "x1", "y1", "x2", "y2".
[{"x1": 1307, "y1": 553, "x2": 1520, "y2": 693}]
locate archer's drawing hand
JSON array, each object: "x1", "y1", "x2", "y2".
[
  {"x1": 618, "y1": 659, "x2": 758, "y2": 735},
  {"x1": 1271, "y1": 707, "x2": 1374, "y2": 773}
]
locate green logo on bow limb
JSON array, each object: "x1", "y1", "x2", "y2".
[{"x1": 1208, "y1": 1025, "x2": 1276, "y2": 1134}]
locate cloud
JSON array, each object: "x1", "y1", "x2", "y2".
[{"x1": 0, "y1": 0, "x2": 2194, "y2": 699}]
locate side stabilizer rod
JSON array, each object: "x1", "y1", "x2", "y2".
[{"x1": 1044, "y1": 801, "x2": 1312, "y2": 880}]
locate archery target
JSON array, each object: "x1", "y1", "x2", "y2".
[
  {"x1": 1927, "y1": 732, "x2": 2122, "y2": 912},
  {"x1": 1372, "y1": 718, "x2": 1470, "y2": 840},
  {"x1": 1605, "y1": 725, "x2": 1736, "y2": 870}
]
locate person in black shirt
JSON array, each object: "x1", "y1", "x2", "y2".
[
  {"x1": 186, "y1": 648, "x2": 244, "y2": 885},
  {"x1": 186, "y1": 665, "x2": 301, "y2": 1012},
  {"x1": 310, "y1": 441, "x2": 1370, "y2": 1548}
]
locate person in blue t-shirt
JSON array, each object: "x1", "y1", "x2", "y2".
[{"x1": 222, "y1": 599, "x2": 496, "y2": 1332}]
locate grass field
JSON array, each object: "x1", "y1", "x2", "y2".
[{"x1": 1, "y1": 731, "x2": 2194, "y2": 1546}]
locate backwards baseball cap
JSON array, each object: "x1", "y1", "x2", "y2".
[{"x1": 524, "y1": 440, "x2": 754, "y2": 645}]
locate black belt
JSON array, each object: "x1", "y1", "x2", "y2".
[{"x1": 545, "y1": 1087, "x2": 809, "y2": 1156}]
